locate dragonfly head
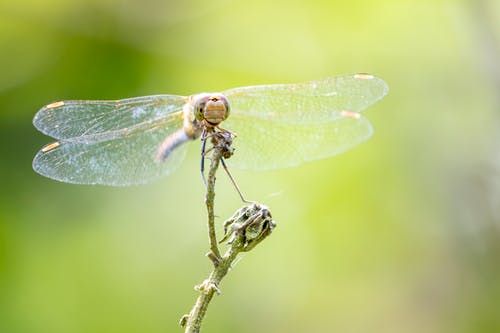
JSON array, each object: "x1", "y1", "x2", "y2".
[{"x1": 192, "y1": 93, "x2": 230, "y2": 126}]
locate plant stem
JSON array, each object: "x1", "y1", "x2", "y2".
[
  {"x1": 180, "y1": 132, "x2": 275, "y2": 333},
  {"x1": 181, "y1": 203, "x2": 275, "y2": 333},
  {"x1": 181, "y1": 240, "x2": 242, "y2": 333},
  {"x1": 205, "y1": 143, "x2": 223, "y2": 263}
]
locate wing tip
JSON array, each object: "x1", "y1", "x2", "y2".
[
  {"x1": 45, "y1": 101, "x2": 65, "y2": 109},
  {"x1": 40, "y1": 141, "x2": 61, "y2": 153},
  {"x1": 33, "y1": 101, "x2": 66, "y2": 136},
  {"x1": 353, "y1": 73, "x2": 375, "y2": 80},
  {"x1": 340, "y1": 110, "x2": 362, "y2": 119},
  {"x1": 353, "y1": 73, "x2": 389, "y2": 97}
]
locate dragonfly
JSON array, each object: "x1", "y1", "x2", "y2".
[{"x1": 32, "y1": 74, "x2": 388, "y2": 187}]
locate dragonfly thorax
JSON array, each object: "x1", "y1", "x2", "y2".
[{"x1": 192, "y1": 93, "x2": 230, "y2": 126}]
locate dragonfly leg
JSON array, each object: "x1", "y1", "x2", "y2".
[
  {"x1": 215, "y1": 125, "x2": 237, "y2": 138},
  {"x1": 200, "y1": 129, "x2": 208, "y2": 187},
  {"x1": 202, "y1": 128, "x2": 229, "y2": 157},
  {"x1": 221, "y1": 157, "x2": 253, "y2": 203}
]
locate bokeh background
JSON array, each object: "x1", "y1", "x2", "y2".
[{"x1": 1, "y1": 0, "x2": 500, "y2": 332}]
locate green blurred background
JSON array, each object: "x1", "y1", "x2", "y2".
[{"x1": 1, "y1": 0, "x2": 500, "y2": 332}]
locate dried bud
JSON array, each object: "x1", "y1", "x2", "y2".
[{"x1": 221, "y1": 203, "x2": 276, "y2": 251}]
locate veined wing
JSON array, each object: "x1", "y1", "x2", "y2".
[
  {"x1": 224, "y1": 112, "x2": 373, "y2": 170},
  {"x1": 33, "y1": 95, "x2": 187, "y2": 139},
  {"x1": 224, "y1": 74, "x2": 388, "y2": 124},
  {"x1": 33, "y1": 112, "x2": 186, "y2": 186}
]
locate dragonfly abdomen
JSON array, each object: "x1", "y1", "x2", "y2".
[{"x1": 156, "y1": 129, "x2": 192, "y2": 162}]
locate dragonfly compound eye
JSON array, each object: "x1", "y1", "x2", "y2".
[
  {"x1": 193, "y1": 100, "x2": 206, "y2": 121},
  {"x1": 203, "y1": 94, "x2": 230, "y2": 126}
]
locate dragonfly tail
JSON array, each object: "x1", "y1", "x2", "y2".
[{"x1": 156, "y1": 129, "x2": 191, "y2": 161}]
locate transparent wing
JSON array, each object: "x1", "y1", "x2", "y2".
[
  {"x1": 33, "y1": 95, "x2": 187, "y2": 139},
  {"x1": 224, "y1": 74, "x2": 388, "y2": 124},
  {"x1": 224, "y1": 112, "x2": 373, "y2": 170},
  {"x1": 33, "y1": 114, "x2": 187, "y2": 186}
]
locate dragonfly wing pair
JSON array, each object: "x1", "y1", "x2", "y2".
[
  {"x1": 223, "y1": 74, "x2": 388, "y2": 170},
  {"x1": 33, "y1": 74, "x2": 388, "y2": 186},
  {"x1": 33, "y1": 95, "x2": 187, "y2": 186}
]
